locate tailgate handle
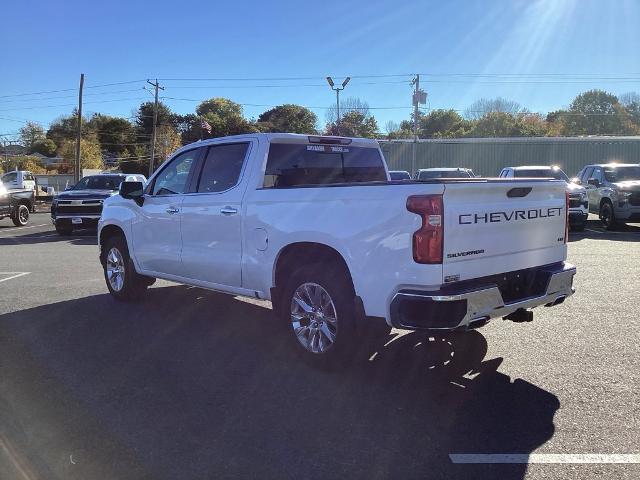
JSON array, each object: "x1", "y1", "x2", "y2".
[{"x1": 507, "y1": 187, "x2": 532, "y2": 198}]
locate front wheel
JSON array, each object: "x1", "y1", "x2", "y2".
[
  {"x1": 600, "y1": 202, "x2": 617, "y2": 230},
  {"x1": 12, "y1": 204, "x2": 29, "y2": 226},
  {"x1": 103, "y1": 236, "x2": 148, "y2": 301},
  {"x1": 280, "y1": 263, "x2": 357, "y2": 368}
]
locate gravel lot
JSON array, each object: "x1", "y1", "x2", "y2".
[{"x1": 1, "y1": 213, "x2": 639, "y2": 480}]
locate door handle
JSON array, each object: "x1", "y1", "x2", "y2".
[
  {"x1": 220, "y1": 206, "x2": 238, "y2": 215},
  {"x1": 166, "y1": 206, "x2": 179, "y2": 214}
]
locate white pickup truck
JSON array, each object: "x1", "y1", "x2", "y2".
[{"x1": 98, "y1": 134, "x2": 576, "y2": 365}]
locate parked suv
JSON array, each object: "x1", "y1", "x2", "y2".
[
  {"x1": 499, "y1": 166, "x2": 588, "y2": 231},
  {"x1": 576, "y1": 163, "x2": 640, "y2": 229}
]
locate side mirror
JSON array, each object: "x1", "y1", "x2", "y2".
[
  {"x1": 120, "y1": 181, "x2": 145, "y2": 205},
  {"x1": 587, "y1": 178, "x2": 600, "y2": 187}
]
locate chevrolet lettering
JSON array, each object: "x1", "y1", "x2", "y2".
[{"x1": 459, "y1": 207, "x2": 563, "y2": 225}]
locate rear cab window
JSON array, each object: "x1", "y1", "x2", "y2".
[{"x1": 263, "y1": 142, "x2": 386, "y2": 188}]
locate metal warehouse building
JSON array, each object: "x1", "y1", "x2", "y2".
[{"x1": 379, "y1": 136, "x2": 640, "y2": 177}]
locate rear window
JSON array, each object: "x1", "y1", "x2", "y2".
[{"x1": 263, "y1": 143, "x2": 386, "y2": 188}]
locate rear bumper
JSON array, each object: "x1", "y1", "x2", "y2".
[{"x1": 389, "y1": 262, "x2": 576, "y2": 330}]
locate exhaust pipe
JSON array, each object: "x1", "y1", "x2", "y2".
[{"x1": 503, "y1": 308, "x2": 533, "y2": 323}]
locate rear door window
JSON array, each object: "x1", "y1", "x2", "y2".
[
  {"x1": 197, "y1": 143, "x2": 249, "y2": 193},
  {"x1": 263, "y1": 143, "x2": 386, "y2": 188}
]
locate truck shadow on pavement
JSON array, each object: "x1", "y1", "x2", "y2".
[
  {"x1": 0, "y1": 286, "x2": 559, "y2": 480},
  {"x1": 0, "y1": 229, "x2": 96, "y2": 246}
]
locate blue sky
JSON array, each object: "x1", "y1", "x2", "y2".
[{"x1": 1, "y1": 0, "x2": 640, "y2": 136}]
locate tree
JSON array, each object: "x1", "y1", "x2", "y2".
[
  {"x1": 134, "y1": 101, "x2": 176, "y2": 138},
  {"x1": 326, "y1": 110, "x2": 378, "y2": 138},
  {"x1": 46, "y1": 111, "x2": 88, "y2": 149},
  {"x1": 31, "y1": 138, "x2": 57, "y2": 156},
  {"x1": 195, "y1": 98, "x2": 257, "y2": 138},
  {"x1": 19, "y1": 122, "x2": 46, "y2": 151},
  {"x1": 155, "y1": 125, "x2": 182, "y2": 165},
  {"x1": 467, "y1": 112, "x2": 549, "y2": 138},
  {"x1": 420, "y1": 109, "x2": 470, "y2": 138},
  {"x1": 464, "y1": 97, "x2": 522, "y2": 120},
  {"x1": 59, "y1": 135, "x2": 103, "y2": 171},
  {"x1": 325, "y1": 97, "x2": 371, "y2": 125},
  {"x1": 257, "y1": 104, "x2": 317, "y2": 134},
  {"x1": 560, "y1": 89, "x2": 634, "y2": 135},
  {"x1": 88, "y1": 114, "x2": 136, "y2": 156}
]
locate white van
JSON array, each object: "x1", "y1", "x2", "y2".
[{"x1": 1, "y1": 170, "x2": 37, "y2": 191}]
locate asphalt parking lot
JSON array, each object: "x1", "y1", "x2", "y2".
[{"x1": 1, "y1": 213, "x2": 639, "y2": 480}]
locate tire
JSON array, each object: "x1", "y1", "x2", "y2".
[
  {"x1": 55, "y1": 224, "x2": 73, "y2": 236},
  {"x1": 599, "y1": 201, "x2": 617, "y2": 230},
  {"x1": 11, "y1": 204, "x2": 29, "y2": 226},
  {"x1": 280, "y1": 263, "x2": 357, "y2": 368},
  {"x1": 103, "y1": 235, "x2": 148, "y2": 301}
]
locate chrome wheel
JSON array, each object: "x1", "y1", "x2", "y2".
[
  {"x1": 18, "y1": 206, "x2": 29, "y2": 224},
  {"x1": 106, "y1": 247, "x2": 125, "y2": 292},
  {"x1": 290, "y1": 282, "x2": 338, "y2": 354}
]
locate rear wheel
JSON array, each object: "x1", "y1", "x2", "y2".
[
  {"x1": 12, "y1": 204, "x2": 29, "y2": 226},
  {"x1": 600, "y1": 201, "x2": 617, "y2": 230},
  {"x1": 280, "y1": 263, "x2": 357, "y2": 368},
  {"x1": 103, "y1": 235, "x2": 148, "y2": 301}
]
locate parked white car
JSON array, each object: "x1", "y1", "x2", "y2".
[
  {"x1": 499, "y1": 165, "x2": 588, "y2": 231},
  {"x1": 98, "y1": 134, "x2": 576, "y2": 365}
]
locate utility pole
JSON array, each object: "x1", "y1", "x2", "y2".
[
  {"x1": 326, "y1": 77, "x2": 350, "y2": 135},
  {"x1": 147, "y1": 79, "x2": 164, "y2": 177},
  {"x1": 411, "y1": 74, "x2": 426, "y2": 177},
  {"x1": 74, "y1": 73, "x2": 84, "y2": 183}
]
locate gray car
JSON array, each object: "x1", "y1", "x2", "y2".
[{"x1": 576, "y1": 163, "x2": 640, "y2": 229}]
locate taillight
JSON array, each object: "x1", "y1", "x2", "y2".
[
  {"x1": 406, "y1": 195, "x2": 443, "y2": 264},
  {"x1": 564, "y1": 191, "x2": 569, "y2": 243}
]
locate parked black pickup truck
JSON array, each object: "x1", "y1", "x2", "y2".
[{"x1": 0, "y1": 183, "x2": 34, "y2": 226}]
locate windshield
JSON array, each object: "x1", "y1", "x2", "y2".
[
  {"x1": 73, "y1": 175, "x2": 125, "y2": 190},
  {"x1": 603, "y1": 166, "x2": 640, "y2": 182},
  {"x1": 514, "y1": 169, "x2": 569, "y2": 181},
  {"x1": 417, "y1": 170, "x2": 471, "y2": 179}
]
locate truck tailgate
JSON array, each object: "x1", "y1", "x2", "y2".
[{"x1": 442, "y1": 180, "x2": 567, "y2": 282}]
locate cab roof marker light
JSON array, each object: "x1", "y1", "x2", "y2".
[{"x1": 307, "y1": 136, "x2": 352, "y2": 145}]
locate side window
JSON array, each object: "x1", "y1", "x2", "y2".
[
  {"x1": 152, "y1": 149, "x2": 199, "y2": 195},
  {"x1": 592, "y1": 167, "x2": 603, "y2": 182},
  {"x1": 581, "y1": 167, "x2": 594, "y2": 183},
  {"x1": 197, "y1": 143, "x2": 249, "y2": 193},
  {"x1": 3, "y1": 172, "x2": 17, "y2": 183}
]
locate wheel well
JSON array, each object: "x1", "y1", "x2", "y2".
[
  {"x1": 99, "y1": 225, "x2": 126, "y2": 264},
  {"x1": 18, "y1": 199, "x2": 32, "y2": 209},
  {"x1": 273, "y1": 242, "x2": 353, "y2": 292},
  {"x1": 600, "y1": 197, "x2": 613, "y2": 209}
]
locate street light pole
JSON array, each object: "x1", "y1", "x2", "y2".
[{"x1": 326, "y1": 77, "x2": 350, "y2": 135}]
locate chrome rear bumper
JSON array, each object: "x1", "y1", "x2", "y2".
[{"x1": 390, "y1": 262, "x2": 576, "y2": 330}]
